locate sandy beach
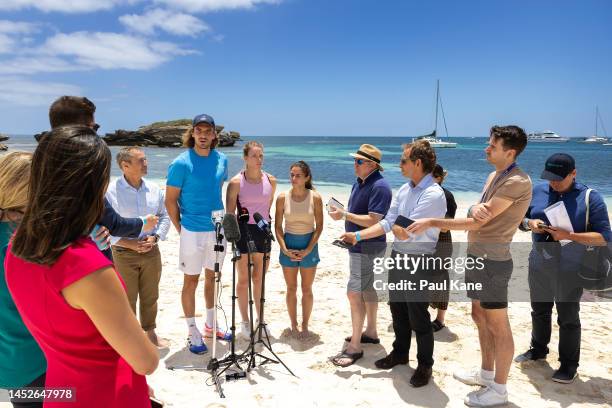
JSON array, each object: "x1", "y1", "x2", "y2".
[{"x1": 127, "y1": 188, "x2": 611, "y2": 408}]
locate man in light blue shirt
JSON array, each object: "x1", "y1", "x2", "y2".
[
  {"x1": 106, "y1": 147, "x2": 170, "y2": 347},
  {"x1": 342, "y1": 140, "x2": 446, "y2": 387},
  {"x1": 165, "y1": 113, "x2": 231, "y2": 354}
]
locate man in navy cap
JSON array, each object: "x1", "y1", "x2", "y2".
[
  {"x1": 516, "y1": 153, "x2": 611, "y2": 383},
  {"x1": 165, "y1": 114, "x2": 232, "y2": 354}
]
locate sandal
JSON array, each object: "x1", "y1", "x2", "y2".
[
  {"x1": 344, "y1": 334, "x2": 381, "y2": 344},
  {"x1": 431, "y1": 319, "x2": 445, "y2": 332},
  {"x1": 330, "y1": 349, "x2": 364, "y2": 367}
]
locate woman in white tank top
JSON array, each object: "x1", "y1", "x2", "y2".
[{"x1": 274, "y1": 161, "x2": 323, "y2": 337}]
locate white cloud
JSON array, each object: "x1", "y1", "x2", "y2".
[
  {"x1": 0, "y1": 76, "x2": 81, "y2": 106},
  {"x1": 41, "y1": 31, "x2": 195, "y2": 70},
  {"x1": 0, "y1": 56, "x2": 84, "y2": 75},
  {"x1": 119, "y1": 8, "x2": 210, "y2": 37},
  {"x1": 0, "y1": 0, "x2": 132, "y2": 13},
  {"x1": 0, "y1": 20, "x2": 40, "y2": 34},
  {"x1": 0, "y1": 20, "x2": 41, "y2": 54},
  {"x1": 154, "y1": 0, "x2": 281, "y2": 13}
]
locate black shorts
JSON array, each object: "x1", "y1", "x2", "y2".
[
  {"x1": 237, "y1": 223, "x2": 272, "y2": 254},
  {"x1": 465, "y1": 254, "x2": 513, "y2": 309}
]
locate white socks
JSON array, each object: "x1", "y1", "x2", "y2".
[
  {"x1": 481, "y1": 369, "x2": 495, "y2": 382},
  {"x1": 490, "y1": 382, "x2": 507, "y2": 395},
  {"x1": 186, "y1": 317, "x2": 202, "y2": 345},
  {"x1": 480, "y1": 369, "x2": 507, "y2": 395}
]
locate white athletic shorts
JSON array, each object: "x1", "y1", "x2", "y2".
[{"x1": 179, "y1": 228, "x2": 227, "y2": 275}]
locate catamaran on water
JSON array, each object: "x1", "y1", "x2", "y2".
[{"x1": 412, "y1": 80, "x2": 457, "y2": 148}]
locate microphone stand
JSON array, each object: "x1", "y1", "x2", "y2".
[
  {"x1": 210, "y1": 241, "x2": 247, "y2": 396},
  {"x1": 207, "y1": 220, "x2": 225, "y2": 397},
  {"x1": 241, "y1": 228, "x2": 295, "y2": 377}
]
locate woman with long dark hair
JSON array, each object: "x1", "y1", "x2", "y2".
[
  {"x1": 274, "y1": 161, "x2": 323, "y2": 336},
  {"x1": 5, "y1": 126, "x2": 158, "y2": 407}
]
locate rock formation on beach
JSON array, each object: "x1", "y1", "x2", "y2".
[
  {"x1": 0, "y1": 134, "x2": 8, "y2": 150},
  {"x1": 102, "y1": 119, "x2": 241, "y2": 147}
]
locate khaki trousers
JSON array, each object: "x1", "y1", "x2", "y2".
[{"x1": 112, "y1": 245, "x2": 162, "y2": 331}]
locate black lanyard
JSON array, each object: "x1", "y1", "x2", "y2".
[{"x1": 480, "y1": 162, "x2": 517, "y2": 203}]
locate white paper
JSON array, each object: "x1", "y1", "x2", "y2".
[{"x1": 543, "y1": 201, "x2": 574, "y2": 245}]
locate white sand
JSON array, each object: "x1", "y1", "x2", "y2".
[
  {"x1": 3, "y1": 189, "x2": 608, "y2": 408},
  {"x1": 142, "y1": 190, "x2": 611, "y2": 408}
]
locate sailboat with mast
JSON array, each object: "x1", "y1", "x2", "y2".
[
  {"x1": 581, "y1": 106, "x2": 608, "y2": 144},
  {"x1": 412, "y1": 80, "x2": 457, "y2": 148}
]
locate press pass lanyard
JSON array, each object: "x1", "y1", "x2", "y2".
[{"x1": 479, "y1": 162, "x2": 517, "y2": 203}]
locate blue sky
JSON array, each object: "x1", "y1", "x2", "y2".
[{"x1": 0, "y1": 0, "x2": 611, "y2": 137}]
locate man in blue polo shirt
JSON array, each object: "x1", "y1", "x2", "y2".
[
  {"x1": 166, "y1": 114, "x2": 231, "y2": 354},
  {"x1": 515, "y1": 153, "x2": 611, "y2": 383},
  {"x1": 329, "y1": 144, "x2": 392, "y2": 367}
]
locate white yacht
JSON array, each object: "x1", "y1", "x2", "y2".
[
  {"x1": 581, "y1": 136, "x2": 608, "y2": 144},
  {"x1": 412, "y1": 80, "x2": 457, "y2": 148},
  {"x1": 527, "y1": 131, "x2": 569, "y2": 143},
  {"x1": 412, "y1": 136, "x2": 457, "y2": 148}
]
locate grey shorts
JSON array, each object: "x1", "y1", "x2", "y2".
[
  {"x1": 348, "y1": 252, "x2": 376, "y2": 293},
  {"x1": 465, "y1": 254, "x2": 513, "y2": 309}
]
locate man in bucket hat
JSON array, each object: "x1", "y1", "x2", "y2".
[{"x1": 328, "y1": 144, "x2": 392, "y2": 367}]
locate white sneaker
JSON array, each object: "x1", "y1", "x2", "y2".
[
  {"x1": 238, "y1": 321, "x2": 251, "y2": 340},
  {"x1": 453, "y1": 367, "x2": 494, "y2": 387},
  {"x1": 464, "y1": 386, "x2": 508, "y2": 407}
]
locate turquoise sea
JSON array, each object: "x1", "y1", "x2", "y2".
[{"x1": 3, "y1": 135, "x2": 612, "y2": 205}]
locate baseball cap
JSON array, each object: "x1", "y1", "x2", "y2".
[
  {"x1": 540, "y1": 153, "x2": 575, "y2": 181},
  {"x1": 192, "y1": 113, "x2": 215, "y2": 128}
]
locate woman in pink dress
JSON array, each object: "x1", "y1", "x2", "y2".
[{"x1": 5, "y1": 125, "x2": 159, "y2": 407}]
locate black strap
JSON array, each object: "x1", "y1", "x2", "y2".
[{"x1": 356, "y1": 150, "x2": 380, "y2": 164}]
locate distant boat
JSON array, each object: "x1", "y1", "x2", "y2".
[
  {"x1": 580, "y1": 106, "x2": 608, "y2": 144},
  {"x1": 527, "y1": 131, "x2": 569, "y2": 143},
  {"x1": 412, "y1": 80, "x2": 457, "y2": 148}
]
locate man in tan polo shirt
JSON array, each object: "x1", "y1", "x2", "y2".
[{"x1": 408, "y1": 125, "x2": 532, "y2": 407}]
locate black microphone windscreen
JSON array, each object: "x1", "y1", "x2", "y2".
[
  {"x1": 222, "y1": 214, "x2": 241, "y2": 243},
  {"x1": 253, "y1": 212, "x2": 264, "y2": 223}
]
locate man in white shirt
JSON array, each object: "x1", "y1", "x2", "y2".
[
  {"x1": 106, "y1": 147, "x2": 170, "y2": 347},
  {"x1": 342, "y1": 140, "x2": 446, "y2": 387}
]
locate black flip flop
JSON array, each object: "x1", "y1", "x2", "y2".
[
  {"x1": 344, "y1": 334, "x2": 381, "y2": 344},
  {"x1": 330, "y1": 350, "x2": 364, "y2": 367},
  {"x1": 431, "y1": 319, "x2": 446, "y2": 332}
]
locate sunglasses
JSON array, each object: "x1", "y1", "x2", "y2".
[{"x1": 354, "y1": 158, "x2": 367, "y2": 166}]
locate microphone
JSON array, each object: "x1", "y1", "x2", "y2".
[
  {"x1": 222, "y1": 214, "x2": 241, "y2": 243},
  {"x1": 253, "y1": 212, "x2": 275, "y2": 242},
  {"x1": 238, "y1": 207, "x2": 250, "y2": 224}
]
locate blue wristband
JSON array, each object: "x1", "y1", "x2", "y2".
[{"x1": 355, "y1": 231, "x2": 361, "y2": 242}]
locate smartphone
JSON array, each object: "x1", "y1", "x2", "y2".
[
  {"x1": 332, "y1": 239, "x2": 353, "y2": 249},
  {"x1": 537, "y1": 222, "x2": 549, "y2": 229},
  {"x1": 326, "y1": 197, "x2": 345, "y2": 211},
  {"x1": 394, "y1": 215, "x2": 415, "y2": 228},
  {"x1": 150, "y1": 398, "x2": 164, "y2": 408}
]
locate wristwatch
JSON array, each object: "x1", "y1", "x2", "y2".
[
  {"x1": 521, "y1": 218, "x2": 531, "y2": 231},
  {"x1": 153, "y1": 234, "x2": 160, "y2": 243}
]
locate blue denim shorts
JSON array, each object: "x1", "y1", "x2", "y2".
[{"x1": 279, "y1": 232, "x2": 320, "y2": 268}]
